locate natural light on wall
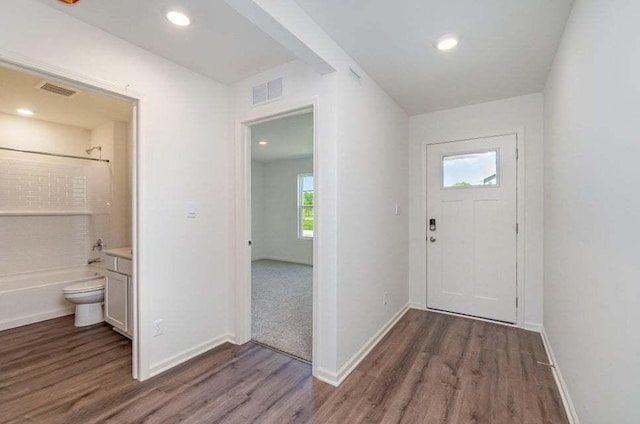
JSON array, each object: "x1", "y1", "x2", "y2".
[{"x1": 298, "y1": 173, "x2": 314, "y2": 238}]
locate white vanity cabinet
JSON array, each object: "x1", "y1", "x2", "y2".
[{"x1": 104, "y1": 249, "x2": 133, "y2": 339}]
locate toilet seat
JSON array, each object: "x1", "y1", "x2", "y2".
[{"x1": 63, "y1": 278, "x2": 105, "y2": 294}]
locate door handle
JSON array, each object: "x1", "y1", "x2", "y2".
[{"x1": 430, "y1": 237, "x2": 436, "y2": 243}]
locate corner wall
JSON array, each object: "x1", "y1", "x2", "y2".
[
  {"x1": 230, "y1": 55, "x2": 410, "y2": 382},
  {"x1": 543, "y1": 0, "x2": 640, "y2": 422},
  {"x1": 409, "y1": 93, "x2": 544, "y2": 329}
]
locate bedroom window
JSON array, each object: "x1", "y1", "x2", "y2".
[{"x1": 298, "y1": 173, "x2": 314, "y2": 238}]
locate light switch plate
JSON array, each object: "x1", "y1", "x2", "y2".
[{"x1": 186, "y1": 201, "x2": 197, "y2": 219}]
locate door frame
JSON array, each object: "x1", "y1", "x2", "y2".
[
  {"x1": 422, "y1": 129, "x2": 526, "y2": 329},
  {"x1": 234, "y1": 97, "x2": 320, "y2": 373},
  {"x1": 0, "y1": 49, "x2": 145, "y2": 379}
]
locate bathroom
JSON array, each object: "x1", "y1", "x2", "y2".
[{"x1": 0, "y1": 64, "x2": 135, "y2": 338}]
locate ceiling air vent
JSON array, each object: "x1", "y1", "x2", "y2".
[
  {"x1": 35, "y1": 80, "x2": 80, "y2": 97},
  {"x1": 251, "y1": 77, "x2": 283, "y2": 106}
]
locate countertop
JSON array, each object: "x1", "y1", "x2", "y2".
[{"x1": 104, "y1": 247, "x2": 133, "y2": 260}]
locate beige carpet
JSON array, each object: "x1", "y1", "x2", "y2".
[{"x1": 251, "y1": 259, "x2": 312, "y2": 361}]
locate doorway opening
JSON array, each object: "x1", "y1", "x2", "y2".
[
  {"x1": 249, "y1": 110, "x2": 314, "y2": 362},
  {"x1": 0, "y1": 59, "x2": 140, "y2": 378}
]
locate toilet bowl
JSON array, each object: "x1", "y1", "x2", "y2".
[{"x1": 63, "y1": 278, "x2": 105, "y2": 327}]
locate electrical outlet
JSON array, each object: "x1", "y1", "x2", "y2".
[
  {"x1": 153, "y1": 319, "x2": 163, "y2": 337},
  {"x1": 383, "y1": 292, "x2": 388, "y2": 306}
]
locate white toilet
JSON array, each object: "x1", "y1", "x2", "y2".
[{"x1": 63, "y1": 278, "x2": 105, "y2": 327}]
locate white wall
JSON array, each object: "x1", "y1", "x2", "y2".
[
  {"x1": 0, "y1": 0, "x2": 230, "y2": 379},
  {"x1": 252, "y1": 157, "x2": 313, "y2": 264},
  {"x1": 334, "y1": 70, "x2": 410, "y2": 371},
  {"x1": 229, "y1": 59, "x2": 339, "y2": 374},
  {"x1": 231, "y1": 59, "x2": 409, "y2": 383},
  {"x1": 229, "y1": 2, "x2": 410, "y2": 381},
  {"x1": 408, "y1": 93, "x2": 544, "y2": 329},
  {"x1": 543, "y1": 0, "x2": 640, "y2": 422},
  {"x1": 0, "y1": 111, "x2": 90, "y2": 155},
  {"x1": 90, "y1": 121, "x2": 131, "y2": 250}
]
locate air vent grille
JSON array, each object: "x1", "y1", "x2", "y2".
[
  {"x1": 251, "y1": 77, "x2": 283, "y2": 105},
  {"x1": 36, "y1": 81, "x2": 79, "y2": 97},
  {"x1": 252, "y1": 83, "x2": 268, "y2": 105}
]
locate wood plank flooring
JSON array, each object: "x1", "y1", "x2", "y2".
[{"x1": 0, "y1": 310, "x2": 568, "y2": 423}]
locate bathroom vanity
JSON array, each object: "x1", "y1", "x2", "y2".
[{"x1": 104, "y1": 248, "x2": 133, "y2": 339}]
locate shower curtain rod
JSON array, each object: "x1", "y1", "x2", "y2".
[{"x1": 0, "y1": 146, "x2": 109, "y2": 163}]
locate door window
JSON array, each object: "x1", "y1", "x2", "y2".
[{"x1": 442, "y1": 150, "x2": 498, "y2": 188}]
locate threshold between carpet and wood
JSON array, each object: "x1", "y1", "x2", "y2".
[{"x1": 251, "y1": 259, "x2": 312, "y2": 362}]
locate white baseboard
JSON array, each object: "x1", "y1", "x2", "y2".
[
  {"x1": 148, "y1": 333, "x2": 234, "y2": 378},
  {"x1": 252, "y1": 256, "x2": 313, "y2": 266},
  {"x1": 0, "y1": 307, "x2": 74, "y2": 331},
  {"x1": 318, "y1": 303, "x2": 410, "y2": 387},
  {"x1": 541, "y1": 328, "x2": 580, "y2": 424},
  {"x1": 314, "y1": 367, "x2": 339, "y2": 387},
  {"x1": 525, "y1": 321, "x2": 542, "y2": 332},
  {"x1": 226, "y1": 333, "x2": 238, "y2": 345},
  {"x1": 409, "y1": 302, "x2": 426, "y2": 310}
]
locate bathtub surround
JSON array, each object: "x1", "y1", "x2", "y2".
[
  {"x1": 0, "y1": 90, "x2": 131, "y2": 274},
  {"x1": 0, "y1": 157, "x2": 91, "y2": 275},
  {"x1": 0, "y1": 82, "x2": 131, "y2": 331},
  {"x1": 0, "y1": 266, "x2": 103, "y2": 330},
  {"x1": 0, "y1": 127, "x2": 124, "y2": 276}
]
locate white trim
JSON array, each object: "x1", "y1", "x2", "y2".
[
  {"x1": 413, "y1": 306, "x2": 541, "y2": 333},
  {"x1": 234, "y1": 97, "x2": 321, "y2": 379},
  {"x1": 314, "y1": 367, "x2": 340, "y2": 386},
  {"x1": 148, "y1": 333, "x2": 234, "y2": 378},
  {"x1": 524, "y1": 321, "x2": 542, "y2": 332},
  {"x1": 541, "y1": 328, "x2": 580, "y2": 424},
  {"x1": 252, "y1": 256, "x2": 313, "y2": 266},
  {"x1": 318, "y1": 304, "x2": 409, "y2": 387},
  {"x1": 422, "y1": 128, "x2": 526, "y2": 329},
  {"x1": 297, "y1": 172, "x2": 314, "y2": 240},
  {"x1": 0, "y1": 307, "x2": 74, "y2": 332},
  {"x1": 424, "y1": 307, "x2": 519, "y2": 329},
  {"x1": 0, "y1": 51, "x2": 143, "y2": 381},
  {"x1": 0, "y1": 48, "x2": 141, "y2": 101},
  {"x1": 409, "y1": 301, "x2": 427, "y2": 310}
]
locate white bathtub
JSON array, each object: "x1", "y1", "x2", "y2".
[{"x1": 0, "y1": 267, "x2": 104, "y2": 331}]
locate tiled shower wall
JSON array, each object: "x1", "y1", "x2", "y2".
[{"x1": 0, "y1": 157, "x2": 111, "y2": 276}]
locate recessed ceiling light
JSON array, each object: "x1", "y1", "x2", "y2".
[
  {"x1": 258, "y1": 140, "x2": 269, "y2": 146},
  {"x1": 166, "y1": 11, "x2": 191, "y2": 27},
  {"x1": 16, "y1": 108, "x2": 34, "y2": 116},
  {"x1": 436, "y1": 34, "x2": 460, "y2": 51}
]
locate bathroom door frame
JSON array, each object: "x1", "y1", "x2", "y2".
[
  {"x1": 235, "y1": 97, "x2": 320, "y2": 374},
  {"x1": 0, "y1": 50, "x2": 144, "y2": 380}
]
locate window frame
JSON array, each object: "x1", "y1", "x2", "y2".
[{"x1": 297, "y1": 173, "x2": 314, "y2": 239}]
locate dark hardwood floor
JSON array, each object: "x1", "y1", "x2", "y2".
[{"x1": 0, "y1": 310, "x2": 568, "y2": 423}]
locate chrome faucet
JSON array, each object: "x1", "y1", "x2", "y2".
[
  {"x1": 92, "y1": 239, "x2": 104, "y2": 252},
  {"x1": 88, "y1": 257, "x2": 103, "y2": 265}
]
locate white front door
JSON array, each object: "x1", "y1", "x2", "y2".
[{"x1": 426, "y1": 134, "x2": 517, "y2": 323}]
